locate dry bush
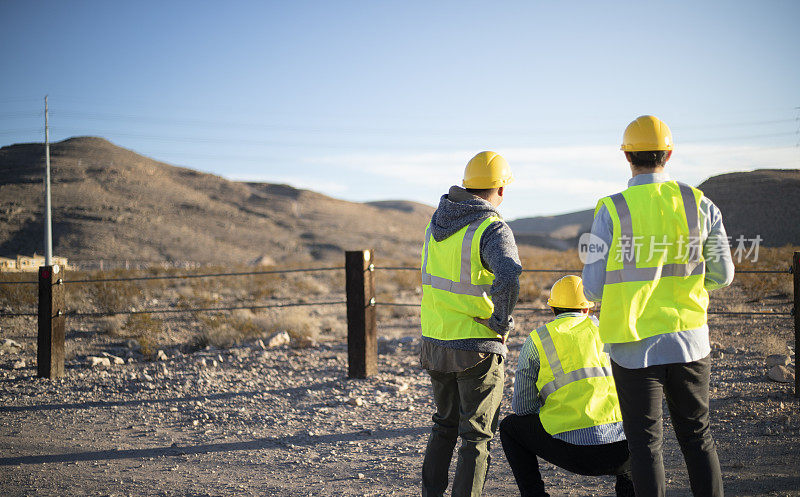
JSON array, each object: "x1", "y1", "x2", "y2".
[
  {"x1": 384, "y1": 268, "x2": 421, "y2": 294},
  {"x1": 249, "y1": 274, "x2": 284, "y2": 300},
  {"x1": 98, "y1": 315, "x2": 125, "y2": 336},
  {"x1": 0, "y1": 272, "x2": 37, "y2": 310},
  {"x1": 734, "y1": 245, "x2": 797, "y2": 300},
  {"x1": 518, "y1": 274, "x2": 543, "y2": 303},
  {"x1": 124, "y1": 313, "x2": 163, "y2": 359},
  {"x1": 518, "y1": 249, "x2": 583, "y2": 305},
  {"x1": 753, "y1": 334, "x2": 790, "y2": 357},
  {"x1": 290, "y1": 275, "x2": 329, "y2": 298},
  {"x1": 194, "y1": 308, "x2": 320, "y2": 349},
  {"x1": 195, "y1": 311, "x2": 264, "y2": 348},
  {"x1": 319, "y1": 315, "x2": 346, "y2": 337},
  {"x1": 176, "y1": 285, "x2": 219, "y2": 309},
  {"x1": 195, "y1": 323, "x2": 240, "y2": 349},
  {"x1": 262, "y1": 309, "x2": 320, "y2": 348},
  {"x1": 90, "y1": 272, "x2": 144, "y2": 314},
  {"x1": 374, "y1": 291, "x2": 418, "y2": 320}
]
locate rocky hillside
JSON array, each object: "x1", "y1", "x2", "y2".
[
  {"x1": 0, "y1": 137, "x2": 434, "y2": 267},
  {"x1": 698, "y1": 169, "x2": 800, "y2": 248},
  {"x1": 509, "y1": 169, "x2": 800, "y2": 249}
]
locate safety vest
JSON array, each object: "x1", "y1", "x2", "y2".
[
  {"x1": 420, "y1": 216, "x2": 501, "y2": 341},
  {"x1": 531, "y1": 314, "x2": 622, "y2": 435},
  {"x1": 596, "y1": 181, "x2": 709, "y2": 344}
]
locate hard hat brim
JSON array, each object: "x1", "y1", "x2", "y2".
[
  {"x1": 462, "y1": 175, "x2": 514, "y2": 189},
  {"x1": 546, "y1": 297, "x2": 595, "y2": 309}
]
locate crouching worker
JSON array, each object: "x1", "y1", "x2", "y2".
[{"x1": 499, "y1": 275, "x2": 634, "y2": 497}]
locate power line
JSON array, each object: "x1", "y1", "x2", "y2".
[{"x1": 43, "y1": 110, "x2": 798, "y2": 139}]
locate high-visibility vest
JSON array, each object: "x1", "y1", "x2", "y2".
[
  {"x1": 596, "y1": 181, "x2": 709, "y2": 344},
  {"x1": 420, "y1": 216, "x2": 502, "y2": 341},
  {"x1": 531, "y1": 315, "x2": 622, "y2": 435}
]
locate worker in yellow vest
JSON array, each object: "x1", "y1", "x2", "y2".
[
  {"x1": 420, "y1": 151, "x2": 522, "y2": 497},
  {"x1": 581, "y1": 115, "x2": 734, "y2": 497},
  {"x1": 499, "y1": 275, "x2": 634, "y2": 497}
]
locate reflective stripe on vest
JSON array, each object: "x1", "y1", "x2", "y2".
[
  {"x1": 531, "y1": 315, "x2": 623, "y2": 435},
  {"x1": 420, "y1": 216, "x2": 498, "y2": 341},
  {"x1": 535, "y1": 324, "x2": 613, "y2": 402},
  {"x1": 421, "y1": 221, "x2": 493, "y2": 297},
  {"x1": 605, "y1": 182, "x2": 705, "y2": 284},
  {"x1": 598, "y1": 181, "x2": 709, "y2": 343}
]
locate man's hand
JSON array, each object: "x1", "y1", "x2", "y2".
[{"x1": 473, "y1": 317, "x2": 508, "y2": 344}]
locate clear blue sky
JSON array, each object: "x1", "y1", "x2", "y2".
[{"x1": 2, "y1": 1, "x2": 798, "y2": 220}]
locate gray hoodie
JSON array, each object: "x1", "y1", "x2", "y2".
[{"x1": 422, "y1": 186, "x2": 522, "y2": 356}]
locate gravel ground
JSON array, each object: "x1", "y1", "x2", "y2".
[{"x1": 1, "y1": 287, "x2": 799, "y2": 496}]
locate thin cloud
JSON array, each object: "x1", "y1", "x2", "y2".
[{"x1": 304, "y1": 145, "x2": 797, "y2": 219}]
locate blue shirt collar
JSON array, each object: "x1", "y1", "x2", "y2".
[
  {"x1": 554, "y1": 311, "x2": 588, "y2": 319},
  {"x1": 628, "y1": 171, "x2": 671, "y2": 187}
]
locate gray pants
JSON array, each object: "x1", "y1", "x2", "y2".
[
  {"x1": 422, "y1": 354, "x2": 504, "y2": 497},
  {"x1": 611, "y1": 355, "x2": 723, "y2": 497}
]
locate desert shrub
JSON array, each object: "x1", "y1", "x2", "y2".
[
  {"x1": 374, "y1": 291, "x2": 419, "y2": 320},
  {"x1": 195, "y1": 323, "x2": 240, "y2": 349},
  {"x1": 385, "y1": 268, "x2": 421, "y2": 293},
  {"x1": 734, "y1": 245, "x2": 797, "y2": 300},
  {"x1": 124, "y1": 313, "x2": 163, "y2": 359},
  {"x1": 290, "y1": 274, "x2": 329, "y2": 298},
  {"x1": 194, "y1": 308, "x2": 320, "y2": 349},
  {"x1": 754, "y1": 334, "x2": 791, "y2": 357},
  {"x1": 519, "y1": 249, "x2": 584, "y2": 305},
  {"x1": 0, "y1": 272, "x2": 37, "y2": 310},
  {"x1": 249, "y1": 274, "x2": 283, "y2": 300},
  {"x1": 89, "y1": 270, "x2": 144, "y2": 314},
  {"x1": 518, "y1": 274, "x2": 543, "y2": 303},
  {"x1": 262, "y1": 309, "x2": 320, "y2": 348},
  {"x1": 319, "y1": 314, "x2": 346, "y2": 337},
  {"x1": 98, "y1": 315, "x2": 125, "y2": 335}
]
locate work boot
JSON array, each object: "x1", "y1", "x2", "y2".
[{"x1": 615, "y1": 472, "x2": 636, "y2": 497}]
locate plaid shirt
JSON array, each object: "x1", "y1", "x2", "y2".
[{"x1": 511, "y1": 313, "x2": 625, "y2": 445}]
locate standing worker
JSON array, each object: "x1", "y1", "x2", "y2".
[
  {"x1": 499, "y1": 275, "x2": 634, "y2": 497},
  {"x1": 582, "y1": 115, "x2": 735, "y2": 496},
  {"x1": 420, "y1": 151, "x2": 522, "y2": 497}
]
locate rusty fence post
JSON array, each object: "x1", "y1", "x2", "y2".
[
  {"x1": 793, "y1": 251, "x2": 799, "y2": 398},
  {"x1": 345, "y1": 250, "x2": 377, "y2": 378},
  {"x1": 37, "y1": 264, "x2": 65, "y2": 378}
]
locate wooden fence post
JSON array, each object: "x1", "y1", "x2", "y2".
[
  {"x1": 37, "y1": 264, "x2": 65, "y2": 378},
  {"x1": 346, "y1": 250, "x2": 377, "y2": 378},
  {"x1": 793, "y1": 251, "x2": 799, "y2": 398}
]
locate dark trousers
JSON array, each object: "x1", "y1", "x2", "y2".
[
  {"x1": 611, "y1": 355, "x2": 723, "y2": 497},
  {"x1": 422, "y1": 355, "x2": 504, "y2": 497},
  {"x1": 499, "y1": 413, "x2": 634, "y2": 497}
]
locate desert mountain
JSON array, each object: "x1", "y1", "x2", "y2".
[
  {"x1": 508, "y1": 169, "x2": 800, "y2": 250},
  {"x1": 0, "y1": 137, "x2": 434, "y2": 268}
]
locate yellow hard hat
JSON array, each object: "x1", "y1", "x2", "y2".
[
  {"x1": 621, "y1": 115, "x2": 673, "y2": 152},
  {"x1": 462, "y1": 151, "x2": 514, "y2": 189},
  {"x1": 547, "y1": 275, "x2": 594, "y2": 309}
]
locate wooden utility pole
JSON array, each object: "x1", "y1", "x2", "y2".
[
  {"x1": 37, "y1": 265, "x2": 65, "y2": 378},
  {"x1": 345, "y1": 250, "x2": 377, "y2": 378}
]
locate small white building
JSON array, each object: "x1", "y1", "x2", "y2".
[{"x1": 14, "y1": 254, "x2": 69, "y2": 272}]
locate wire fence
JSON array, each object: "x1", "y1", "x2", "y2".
[
  {"x1": 0, "y1": 264, "x2": 795, "y2": 318},
  {"x1": 372, "y1": 266, "x2": 794, "y2": 317}
]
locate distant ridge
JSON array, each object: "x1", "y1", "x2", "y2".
[
  {"x1": 0, "y1": 137, "x2": 434, "y2": 267},
  {"x1": 509, "y1": 169, "x2": 800, "y2": 250},
  {"x1": 698, "y1": 169, "x2": 800, "y2": 247}
]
